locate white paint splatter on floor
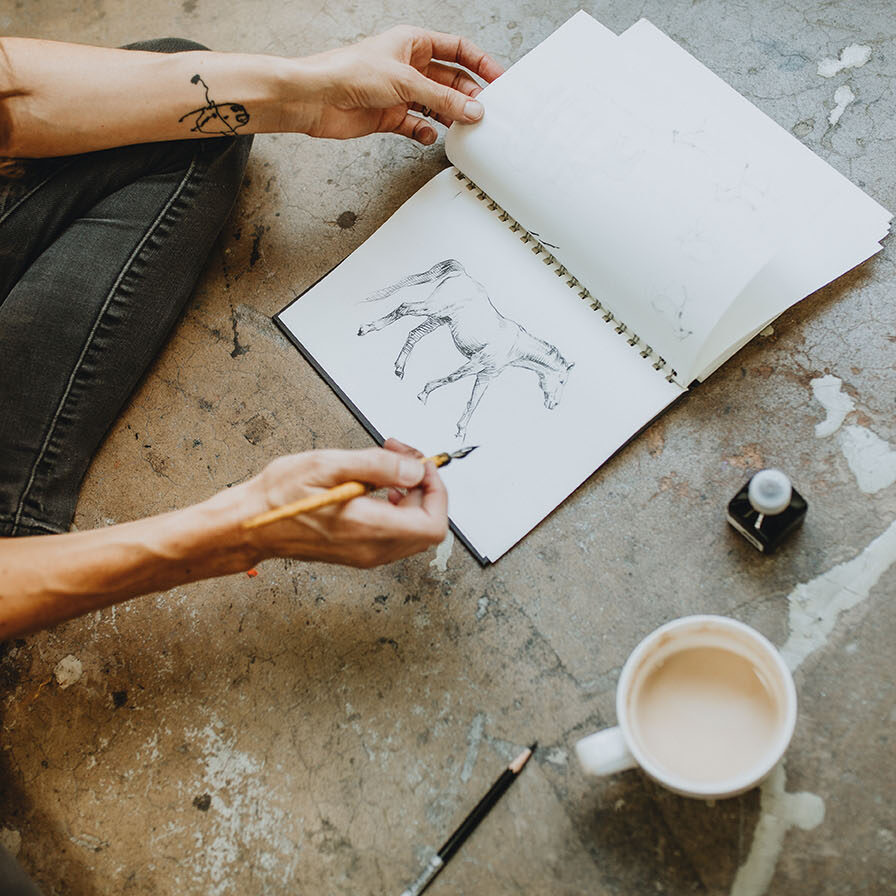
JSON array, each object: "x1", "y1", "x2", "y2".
[
  {"x1": 837, "y1": 425, "x2": 896, "y2": 494},
  {"x1": 545, "y1": 746, "x2": 568, "y2": 767},
  {"x1": 429, "y1": 530, "x2": 454, "y2": 573},
  {"x1": 53, "y1": 655, "x2": 83, "y2": 689},
  {"x1": 183, "y1": 718, "x2": 298, "y2": 895},
  {"x1": 809, "y1": 375, "x2": 896, "y2": 493},
  {"x1": 781, "y1": 517, "x2": 896, "y2": 671},
  {"x1": 734, "y1": 373, "x2": 896, "y2": 893},
  {"x1": 461, "y1": 712, "x2": 486, "y2": 783},
  {"x1": 730, "y1": 765, "x2": 825, "y2": 896},
  {"x1": 731, "y1": 516, "x2": 896, "y2": 894},
  {"x1": 817, "y1": 45, "x2": 872, "y2": 78},
  {"x1": 810, "y1": 374, "x2": 854, "y2": 437},
  {"x1": 828, "y1": 85, "x2": 856, "y2": 126}
]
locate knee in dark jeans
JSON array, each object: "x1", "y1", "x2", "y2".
[{"x1": 122, "y1": 37, "x2": 210, "y2": 53}]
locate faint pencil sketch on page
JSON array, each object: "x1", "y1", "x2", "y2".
[
  {"x1": 652, "y1": 287, "x2": 694, "y2": 342},
  {"x1": 357, "y1": 259, "x2": 575, "y2": 439}
]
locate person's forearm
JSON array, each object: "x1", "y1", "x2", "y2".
[
  {"x1": 0, "y1": 445, "x2": 447, "y2": 638},
  {"x1": 1, "y1": 28, "x2": 502, "y2": 157},
  {"x1": 0, "y1": 485, "x2": 260, "y2": 638},
  {"x1": 0, "y1": 38, "x2": 314, "y2": 157}
]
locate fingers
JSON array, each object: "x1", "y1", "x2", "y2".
[
  {"x1": 382, "y1": 442, "x2": 447, "y2": 521},
  {"x1": 417, "y1": 460, "x2": 449, "y2": 521},
  {"x1": 424, "y1": 60, "x2": 483, "y2": 100},
  {"x1": 392, "y1": 111, "x2": 438, "y2": 145},
  {"x1": 404, "y1": 67, "x2": 484, "y2": 128},
  {"x1": 384, "y1": 439, "x2": 425, "y2": 500},
  {"x1": 399, "y1": 62, "x2": 482, "y2": 142},
  {"x1": 304, "y1": 446, "x2": 425, "y2": 489},
  {"x1": 425, "y1": 30, "x2": 505, "y2": 84},
  {"x1": 409, "y1": 62, "x2": 483, "y2": 127},
  {"x1": 349, "y1": 460, "x2": 448, "y2": 541}
]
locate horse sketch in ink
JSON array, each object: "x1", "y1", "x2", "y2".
[{"x1": 357, "y1": 260, "x2": 575, "y2": 439}]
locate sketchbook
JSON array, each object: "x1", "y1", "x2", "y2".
[{"x1": 276, "y1": 12, "x2": 891, "y2": 563}]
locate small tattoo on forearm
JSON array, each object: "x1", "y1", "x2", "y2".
[{"x1": 178, "y1": 74, "x2": 250, "y2": 136}]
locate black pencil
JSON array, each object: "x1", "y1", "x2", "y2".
[{"x1": 399, "y1": 742, "x2": 537, "y2": 896}]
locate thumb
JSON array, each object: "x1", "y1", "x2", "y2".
[{"x1": 406, "y1": 69, "x2": 484, "y2": 124}]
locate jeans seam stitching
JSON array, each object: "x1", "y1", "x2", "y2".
[
  {"x1": 0, "y1": 512, "x2": 64, "y2": 533},
  {"x1": 11, "y1": 152, "x2": 201, "y2": 532}
]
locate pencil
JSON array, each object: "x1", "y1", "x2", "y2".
[
  {"x1": 242, "y1": 446, "x2": 477, "y2": 530},
  {"x1": 398, "y1": 742, "x2": 537, "y2": 896}
]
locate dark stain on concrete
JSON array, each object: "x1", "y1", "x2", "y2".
[
  {"x1": 230, "y1": 309, "x2": 249, "y2": 358},
  {"x1": 0, "y1": 639, "x2": 26, "y2": 688},
  {"x1": 249, "y1": 224, "x2": 266, "y2": 267},
  {"x1": 243, "y1": 414, "x2": 272, "y2": 446},
  {"x1": 336, "y1": 211, "x2": 357, "y2": 229},
  {"x1": 182, "y1": 0, "x2": 197, "y2": 12},
  {"x1": 146, "y1": 449, "x2": 170, "y2": 478}
]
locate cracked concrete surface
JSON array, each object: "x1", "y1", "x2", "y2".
[{"x1": 1, "y1": 1, "x2": 894, "y2": 894}]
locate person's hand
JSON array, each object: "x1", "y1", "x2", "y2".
[
  {"x1": 292, "y1": 25, "x2": 505, "y2": 144},
  {"x1": 239, "y1": 438, "x2": 448, "y2": 567}
]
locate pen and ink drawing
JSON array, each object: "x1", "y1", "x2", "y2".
[
  {"x1": 178, "y1": 74, "x2": 250, "y2": 136},
  {"x1": 357, "y1": 259, "x2": 575, "y2": 439}
]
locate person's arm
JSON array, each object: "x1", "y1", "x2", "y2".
[
  {"x1": 0, "y1": 442, "x2": 448, "y2": 639},
  {"x1": 0, "y1": 26, "x2": 504, "y2": 158}
]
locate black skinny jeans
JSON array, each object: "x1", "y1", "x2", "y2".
[
  {"x1": 0, "y1": 37, "x2": 251, "y2": 891},
  {"x1": 0, "y1": 37, "x2": 252, "y2": 538}
]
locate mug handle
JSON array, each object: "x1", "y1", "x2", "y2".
[{"x1": 575, "y1": 727, "x2": 638, "y2": 776}]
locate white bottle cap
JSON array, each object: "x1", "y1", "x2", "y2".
[{"x1": 748, "y1": 469, "x2": 792, "y2": 515}]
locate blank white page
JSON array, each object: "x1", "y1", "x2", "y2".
[
  {"x1": 617, "y1": 19, "x2": 892, "y2": 380},
  {"x1": 278, "y1": 169, "x2": 682, "y2": 562},
  {"x1": 446, "y1": 11, "x2": 780, "y2": 385}
]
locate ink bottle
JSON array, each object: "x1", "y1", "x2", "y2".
[{"x1": 726, "y1": 469, "x2": 807, "y2": 553}]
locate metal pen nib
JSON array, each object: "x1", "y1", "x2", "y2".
[{"x1": 431, "y1": 445, "x2": 478, "y2": 468}]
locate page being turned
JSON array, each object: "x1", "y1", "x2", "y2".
[{"x1": 446, "y1": 11, "x2": 781, "y2": 385}]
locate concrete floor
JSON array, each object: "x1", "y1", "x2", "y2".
[{"x1": 2, "y1": 1, "x2": 895, "y2": 893}]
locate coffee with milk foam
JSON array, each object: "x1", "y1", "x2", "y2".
[{"x1": 629, "y1": 646, "x2": 782, "y2": 784}]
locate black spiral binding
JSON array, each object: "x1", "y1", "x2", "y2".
[{"x1": 453, "y1": 168, "x2": 679, "y2": 384}]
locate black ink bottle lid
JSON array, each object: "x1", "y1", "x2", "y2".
[{"x1": 726, "y1": 469, "x2": 807, "y2": 553}]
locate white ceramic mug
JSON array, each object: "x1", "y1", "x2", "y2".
[{"x1": 575, "y1": 615, "x2": 797, "y2": 799}]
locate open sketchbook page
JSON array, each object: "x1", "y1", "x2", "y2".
[
  {"x1": 446, "y1": 11, "x2": 780, "y2": 385},
  {"x1": 278, "y1": 169, "x2": 682, "y2": 561},
  {"x1": 617, "y1": 20, "x2": 892, "y2": 381}
]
